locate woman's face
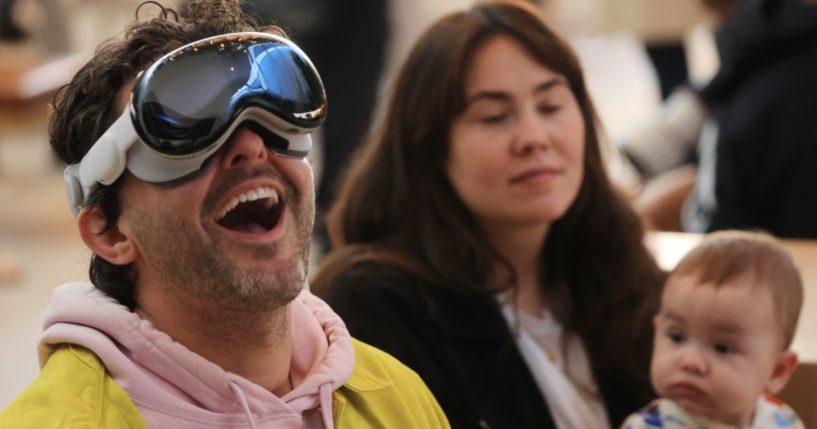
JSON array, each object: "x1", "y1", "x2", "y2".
[{"x1": 447, "y1": 35, "x2": 585, "y2": 233}]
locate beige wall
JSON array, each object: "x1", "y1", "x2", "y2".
[
  {"x1": 601, "y1": 0, "x2": 714, "y2": 42},
  {"x1": 544, "y1": 0, "x2": 715, "y2": 41}
]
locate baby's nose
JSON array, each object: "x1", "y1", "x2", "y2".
[{"x1": 679, "y1": 348, "x2": 708, "y2": 375}]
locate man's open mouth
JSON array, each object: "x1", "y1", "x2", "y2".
[{"x1": 214, "y1": 186, "x2": 283, "y2": 234}]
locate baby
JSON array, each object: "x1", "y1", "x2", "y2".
[{"x1": 622, "y1": 231, "x2": 805, "y2": 428}]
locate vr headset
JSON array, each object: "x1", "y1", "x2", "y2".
[{"x1": 64, "y1": 32, "x2": 326, "y2": 217}]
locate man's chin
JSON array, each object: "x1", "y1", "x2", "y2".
[
  {"x1": 209, "y1": 283, "x2": 303, "y2": 313},
  {"x1": 178, "y1": 261, "x2": 307, "y2": 312}
]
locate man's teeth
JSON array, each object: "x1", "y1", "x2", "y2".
[{"x1": 215, "y1": 187, "x2": 279, "y2": 221}]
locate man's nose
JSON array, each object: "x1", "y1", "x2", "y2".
[{"x1": 220, "y1": 127, "x2": 268, "y2": 169}]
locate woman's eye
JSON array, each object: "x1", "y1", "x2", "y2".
[
  {"x1": 539, "y1": 104, "x2": 561, "y2": 114},
  {"x1": 714, "y1": 342, "x2": 734, "y2": 354},
  {"x1": 480, "y1": 114, "x2": 507, "y2": 124}
]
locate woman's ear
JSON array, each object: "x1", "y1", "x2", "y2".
[
  {"x1": 765, "y1": 350, "x2": 798, "y2": 395},
  {"x1": 77, "y1": 206, "x2": 138, "y2": 265}
]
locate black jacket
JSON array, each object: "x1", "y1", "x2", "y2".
[
  {"x1": 693, "y1": 0, "x2": 817, "y2": 238},
  {"x1": 325, "y1": 263, "x2": 653, "y2": 429}
]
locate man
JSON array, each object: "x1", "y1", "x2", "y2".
[{"x1": 0, "y1": 1, "x2": 449, "y2": 428}]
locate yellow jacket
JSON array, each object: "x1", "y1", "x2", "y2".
[{"x1": 0, "y1": 340, "x2": 450, "y2": 428}]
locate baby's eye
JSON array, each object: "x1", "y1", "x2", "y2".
[
  {"x1": 714, "y1": 342, "x2": 734, "y2": 354},
  {"x1": 668, "y1": 331, "x2": 685, "y2": 344}
]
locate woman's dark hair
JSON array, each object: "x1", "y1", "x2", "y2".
[
  {"x1": 49, "y1": 0, "x2": 282, "y2": 309},
  {"x1": 312, "y1": 0, "x2": 664, "y2": 399}
]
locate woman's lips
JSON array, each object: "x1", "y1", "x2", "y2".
[{"x1": 509, "y1": 167, "x2": 560, "y2": 184}]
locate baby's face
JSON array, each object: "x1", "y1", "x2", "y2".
[{"x1": 650, "y1": 274, "x2": 787, "y2": 426}]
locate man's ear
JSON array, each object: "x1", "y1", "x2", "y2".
[
  {"x1": 77, "y1": 206, "x2": 138, "y2": 265},
  {"x1": 766, "y1": 350, "x2": 798, "y2": 394}
]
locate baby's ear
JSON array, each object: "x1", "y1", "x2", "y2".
[
  {"x1": 652, "y1": 314, "x2": 660, "y2": 327},
  {"x1": 765, "y1": 350, "x2": 798, "y2": 394}
]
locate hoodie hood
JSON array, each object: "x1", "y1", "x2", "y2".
[{"x1": 39, "y1": 282, "x2": 354, "y2": 429}]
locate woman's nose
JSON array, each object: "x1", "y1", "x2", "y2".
[
  {"x1": 511, "y1": 110, "x2": 551, "y2": 156},
  {"x1": 219, "y1": 126, "x2": 269, "y2": 169}
]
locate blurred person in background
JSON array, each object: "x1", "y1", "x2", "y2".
[
  {"x1": 620, "y1": 0, "x2": 737, "y2": 232},
  {"x1": 622, "y1": 0, "x2": 817, "y2": 238},
  {"x1": 313, "y1": 1, "x2": 665, "y2": 428},
  {"x1": 0, "y1": 0, "x2": 24, "y2": 41},
  {"x1": 0, "y1": 1, "x2": 449, "y2": 427}
]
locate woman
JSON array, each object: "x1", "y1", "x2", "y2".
[{"x1": 312, "y1": 2, "x2": 664, "y2": 428}]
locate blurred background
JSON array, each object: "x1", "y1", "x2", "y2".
[{"x1": 0, "y1": 0, "x2": 723, "y2": 409}]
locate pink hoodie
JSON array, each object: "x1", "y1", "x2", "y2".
[{"x1": 38, "y1": 282, "x2": 355, "y2": 429}]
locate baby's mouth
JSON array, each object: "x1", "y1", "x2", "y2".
[
  {"x1": 667, "y1": 381, "x2": 707, "y2": 400},
  {"x1": 214, "y1": 186, "x2": 282, "y2": 234}
]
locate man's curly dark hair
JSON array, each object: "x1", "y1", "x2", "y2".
[{"x1": 49, "y1": 0, "x2": 284, "y2": 308}]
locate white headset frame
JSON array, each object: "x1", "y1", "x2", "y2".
[{"x1": 63, "y1": 104, "x2": 312, "y2": 217}]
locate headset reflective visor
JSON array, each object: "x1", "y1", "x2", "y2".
[{"x1": 64, "y1": 32, "x2": 326, "y2": 216}]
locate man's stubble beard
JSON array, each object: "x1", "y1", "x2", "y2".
[{"x1": 130, "y1": 189, "x2": 314, "y2": 313}]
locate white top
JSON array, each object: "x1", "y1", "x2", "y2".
[{"x1": 499, "y1": 300, "x2": 611, "y2": 429}]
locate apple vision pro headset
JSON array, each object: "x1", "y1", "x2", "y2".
[{"x1": 64, "y1": 32, "x2": 327, "y2": 217}]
